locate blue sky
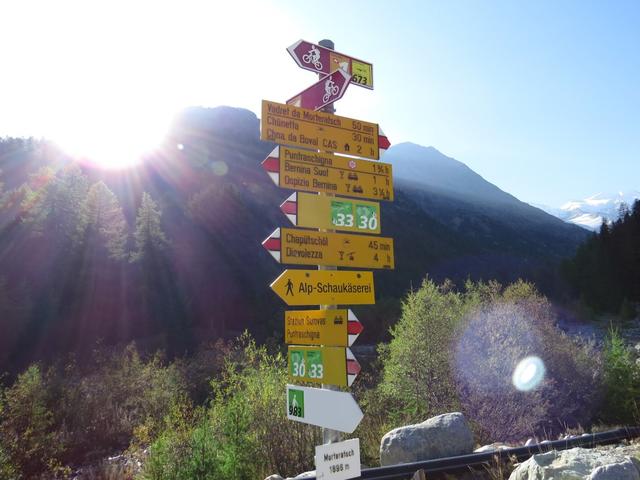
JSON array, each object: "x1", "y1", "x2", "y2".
[{"x1": 1, "y1": 0, "x2": 638, "y2": 205}]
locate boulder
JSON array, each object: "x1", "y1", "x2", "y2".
[
  {"x1": 590, "y1": 461, "x2": 640, "y2": 480},
  {"x1": 379, "y1": 412, "x2": 474, "y2": 466},
  {"x1": 509, "y1": 447, "x2": 640, "y2": 480}
]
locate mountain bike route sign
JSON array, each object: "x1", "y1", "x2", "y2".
[
  {"x1": 287, "y1": 68, "x2": 352, "y2": 111},
  {"x1": 287, "y1": 39, "x2": 373, "y2": 90}
]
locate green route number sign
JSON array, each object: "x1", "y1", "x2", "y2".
[
  {"x1": 290, "y1": 349, "x2": 324, "y2": 380},
  {"x1": 331, "y1": 200, "x2": 378, "y2": 232},
  {"x1": 288, "y1": 388, "x2": 304, "y2": 418}
]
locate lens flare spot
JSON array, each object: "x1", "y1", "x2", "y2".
[
  {"x1": 211, "y1": 161, "x2": 228, "y2": 176},
  {"x1": 512, "y1": 356, "x2": 545, "y2": 391}
]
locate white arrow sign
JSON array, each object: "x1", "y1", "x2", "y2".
[{"x1": 286, "y1": 384, "x2": 363, "y2": 433}]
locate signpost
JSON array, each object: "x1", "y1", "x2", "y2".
[
  {"x1": 287, "y1": 39, "x2": 374, "y2": 90},
  {"x1": 261, "y1": 100, "x2": 383, "y2": 160},
  {"x1": 287, "y1": 68, "x2": 352, "y2": 111},
  {"x1": 270, "y1": 269, "x2": 375, "y2": 306},
  {"x1": 263, "y1": 39, "x2": 390, "y2": 475},
  {"x1": 315, "y1": 438, "x2": 361, "y2": 480},
  {"x1": 281, "y1": 192, "x2": 382, "y2": 234},
  {"x1": 284, "y1": 308, "x2": 363, "y2": 347},
  {"x1": 263, "y1": 227, "x2": 394, "y2": 269},
  {"x1": 262, "y1": 146, "x2": 394, "y2": 201},
  {"x1": 286, "y1": 384, "x2": 363, "y2": 433},
  {"x1": 288, "y1": 345, "x2": 360, "y2": 387}
]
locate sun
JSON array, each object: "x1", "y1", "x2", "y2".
[{"x1": 51, "y1": 104, "x2": 172, "y2": 170}]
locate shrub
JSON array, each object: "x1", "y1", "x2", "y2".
[
  {"x1": 377, "y1": 278, "x2": 465, "y2": 426},
  {"x1": 454, "y1": 297, "x2": 602, "y2": 442},
  {"x1": 58, "y1": 343, "x2": 188, "y2": 461},
  {"x1": 376, "y1": 278, "x2": 604, "y2": 444},
  {"x1": 0, "y1": 365, "x2": 67, "y2": 477},
  {"x1": 599, "y1": 328, "x2": 640, "y2": 425},
  {"x1": 141, "y1": 404, "x2": 219, "y2": 480},
  {"x1": 141, "y1": 333, "x2": 319, "y2": 480}
]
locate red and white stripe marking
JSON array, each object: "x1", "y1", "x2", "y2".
[
  {"x1": 261, "y1": 147, "x2": 281, "y2": 186},
  {"x1": 262, "y1": 227, "x2": 281, "y2": 263},
  {"x1": 379, "y1": 128, "x2": 390, "y2": 157},
  {"x1": 347, "y1": 309, "x2": 363, "y2": 347},
  {"x1": 280, "y1": 192, "x2": 298, "y2": 226},
  {"x1": 346, "y1": 348, "x2": 361, "y2": 386}
]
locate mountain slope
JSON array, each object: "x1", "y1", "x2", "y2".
[
  {"x1": 0, "y1": 107, "x2": 590, "y2": 370},
  {"x1": 383, "y1": 142, "x2": 589, "y2": 258}
]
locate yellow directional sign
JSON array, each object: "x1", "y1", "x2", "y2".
[
  {"x1": 288, "y1": 346, "x2": 348, "y2": 387},
  {"x1": 261, "y1": 100, "x2": 380, "y2": 160},
  {"x1": 282, "y1": 192, "x2": 381, "y2": 234},
  {"x1": 285, "y1": 309, "x2": 362, "y2": 347},
  {"x1": 262, "y1": 146, "x2": 394, "y2": 201},
  {"x1": 264, "y1": 228, "x2": 394, "y2": 269},
  {"x1": 271, "y1": 270, "x2": 375, "y2": 306}
]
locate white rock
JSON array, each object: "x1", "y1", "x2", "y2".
[
  {"x1": 379, "y1": 412, "x2": 474, "y2": 466},
  {"x1": 589, "y1": 460, "x2": 640, "y2": 480},
  {"x1": 509, "y1": 447, "x2": 640, "y2": 480}
]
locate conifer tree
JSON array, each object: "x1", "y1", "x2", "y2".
[
  {"x1": 130, "y1": 192, "x2": 169, "y2": 262},
  {"x1": 22, "y1": 164, "x2": 89, "y2": 250},
  {"x1": 85, "y1": 181, "x2": 128, "y2": 260}
]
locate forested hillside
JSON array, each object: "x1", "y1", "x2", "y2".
[
  {"x1": 563, "y1": 200, "x2": 640, "y2": 313},
  {"x1": 0, "y1": 106, "x2": 588, "y2": 373}
]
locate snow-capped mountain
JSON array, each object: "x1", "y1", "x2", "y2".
[{"x1": 538, "y1": 191, "x2": 640, "y2": 231}]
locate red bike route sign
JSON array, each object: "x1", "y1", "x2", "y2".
[
  {"x1": 287, "y1": 69, "x2": 352, "y2": 111},
  {"x1": 287, "y1": 39, "x2": 374, "y2": 89}
]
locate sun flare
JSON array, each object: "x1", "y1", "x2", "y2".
[{"x1": 50, "y1": 105, "x2": 171, "y2": 170}]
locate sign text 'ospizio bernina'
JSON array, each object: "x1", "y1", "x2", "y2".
[
  {"x1": 262, "y1": 146, "x2": 394, "y2": 201},
  {"x1": 261, "y1": 100, "x2": 380, "y2": 160}
]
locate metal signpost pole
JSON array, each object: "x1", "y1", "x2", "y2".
[{"x1": 318, "y1": 38, "x2": 341, "y2": 446}]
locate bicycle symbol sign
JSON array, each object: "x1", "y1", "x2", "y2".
[{"x1": 302, "y1": 45, "x2": 323, "y2": 70}]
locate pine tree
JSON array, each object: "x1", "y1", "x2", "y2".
[
  {"x1": 85, "y1": 181, "x2": 128, "y2": 260},
  {"x1": 22, "y1": 164, "x2": 89, "y2": 250},
  {"x1": 130, "y1": 192, "x2": 169, "y2": 262}
]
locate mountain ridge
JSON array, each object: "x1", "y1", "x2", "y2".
[{"x1": 0, "y1": 105, "x2": 590, "y2": 370}]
